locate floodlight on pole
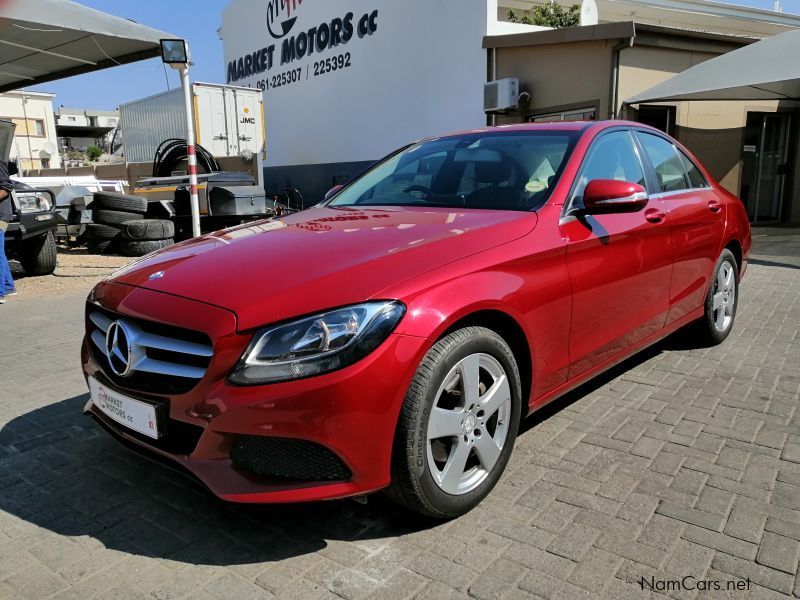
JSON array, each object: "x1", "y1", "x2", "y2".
[{"x1": 160, "y1": 38, "x2": 201, "y2": 239}]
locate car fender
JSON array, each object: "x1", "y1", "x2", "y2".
[{"x1": 396, "y1": 271, "x2": 531, "y2": 343}]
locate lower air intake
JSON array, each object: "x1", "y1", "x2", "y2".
[{"x1": 230, "y1": 436, "x2": 351, "y2": 482}]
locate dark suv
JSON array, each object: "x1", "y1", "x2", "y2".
[{"x1": 1, "y1": 120, "x2": 57, "y2": 276}]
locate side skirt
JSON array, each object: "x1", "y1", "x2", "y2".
[{"x1": 528, "y1": 306, "x2": 705, "y2": 414}]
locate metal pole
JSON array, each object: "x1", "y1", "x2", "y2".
[
  {"x1": 180, "y1": 65, "x2": 201, "y2": 238},
  {"x1": 20, "y1": 91, "x2": 35, "y2": 172}
]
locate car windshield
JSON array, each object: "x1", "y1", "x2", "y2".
[{"x1": 327, "y1": 130, "x2": 579, "y2": 211}]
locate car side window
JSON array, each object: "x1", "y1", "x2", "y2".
[
  {"x1": 572, "y1": 130, "x2": 646, "y2": 206},
  {"x1": 677, "y1": 149, "x2": 708, "y2": 189},
  {"x1": 637, "y1": 132, "x2": 690, "y2": 193}
]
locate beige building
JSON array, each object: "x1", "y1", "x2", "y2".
[
  {"x1": 486, "y1": 17, "x2": 800, "y2": 224},
  {"x1": 0, "y1": 90, "x2": 61, "y2": 171}
]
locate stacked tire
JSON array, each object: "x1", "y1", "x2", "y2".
[
  {"x1": 86, "y1": 192, "x2": 174, "y2": 257},
  {"x1": 87, "y1": 192, "x2": 147, "y2": 255},
  {"x1": 118, "y1": 219, "x2": 175, "y2": 257}
]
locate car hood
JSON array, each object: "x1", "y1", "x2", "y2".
[{"x1": 109, "y1": 206, "x2": 537, "y2": 331}]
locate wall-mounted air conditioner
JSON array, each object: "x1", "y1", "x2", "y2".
[{"x1": 484, "y1": 78, "x2": 519, "y2": 113}]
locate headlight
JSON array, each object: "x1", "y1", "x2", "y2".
[
  {"x1": 17, "y1": 193, "x2": 52, "y2": 213},
  {"x1": 229, "y1": 301, "x2": 406, "y2": 385}
]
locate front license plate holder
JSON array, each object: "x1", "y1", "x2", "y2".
[{"x1": 88, "y1": 376, "x2": 163, "y2": 440}]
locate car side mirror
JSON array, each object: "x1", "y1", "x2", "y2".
[
  {"x1": 582, "y1": 180, "x2": 648, "y2": 215},
  {"x1": 324, "y1": 184, "x2": 345, "y2": 201},
  {"x1": 7, "y1": 161, "x2": 18, "y2": 176}
]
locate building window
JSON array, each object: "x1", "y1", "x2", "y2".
[
  {"x1": 635, "y1": 105, "x2": 676, "y2": 137},
  {"x1": 530, "y1": 107, "x2": 596, "y2": 123},
  {"x1": 2, "y1": 117, "x2": 47, "y2": 137}
]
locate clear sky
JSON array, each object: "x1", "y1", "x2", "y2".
[{"x1": 28, "y1": 0, "x2": 800, "y2": 110}]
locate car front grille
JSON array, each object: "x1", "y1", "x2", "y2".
[
  {"x1": 230, "y1": 436, "x2": 352, "y2": 482},
  {"x1": 87, "y1": 304, "x2": 213, "y2": 395}
]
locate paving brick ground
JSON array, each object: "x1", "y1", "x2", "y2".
[{"x1": 1, "y1": 231, "x2": 799, "y2": 600}]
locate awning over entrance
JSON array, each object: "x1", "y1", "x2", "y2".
[
  {"x1": 0, "y1": 0, "x2": 174, "y2": 93},
  {"x1": 625, "y1": 28, "x2": 800, "y2": 103}
]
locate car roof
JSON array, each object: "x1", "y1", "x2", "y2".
[{"x1": 422, "y1": 120, "x2": 663, "y2": 144}]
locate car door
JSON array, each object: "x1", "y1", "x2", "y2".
[
  {"x1": 634, "y1": 131, "x2": 725, "y2": 325},
  {"x1": 559, "y1": 129, "x2": 673, "y2": 377}
]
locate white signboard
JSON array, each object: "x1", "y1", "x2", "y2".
[{"x1": 220, "y1": 0, "x2": 508, "y2": 168}]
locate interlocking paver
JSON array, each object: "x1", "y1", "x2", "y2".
[
  {"x1": 724, "y1": 501, "x2": 767, "y2": 544},
  {"x1": 1, "y1": 236, "x2": 799, "y2": 598},
  {"x1": 755, "y1": 531, "x2": 800, "y2": 575}
]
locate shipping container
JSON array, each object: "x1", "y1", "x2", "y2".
[{"x1": 120, "y1": 82, "x2": 265, "y2": 164}]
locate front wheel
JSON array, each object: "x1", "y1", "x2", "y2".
[
  {"x1": 21, "y1": 231, "x2": 57, "y2": 276},
  {"x1": 692, "y1": 249, "x2": 739, "y2": 345},
  {"x1": 386, "y1": 327, "x2": 522, "y2": 518}
]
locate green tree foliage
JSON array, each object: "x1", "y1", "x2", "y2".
[
  {"x1": 86, "y1": 145, "x2": 103, "y2": 162},
  {"x1": 508, "y1": 1, "x2": 581, "y2": 28}
]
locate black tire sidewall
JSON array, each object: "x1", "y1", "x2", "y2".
[
  {"x1": 119, "y1": 219, "x2": 175, "y2": 241},
  {"x1": 120, "y1": 239, "x2": 173, "y2": 257},
  {"x1": 403, "y1": 328, "x2": 522, "y2": 517},
  {"x1": 93, "y1": 192, "x2": 147, "y2": 214},
  {"x1": 85, "y1": 223, "x2": 120, "y2": 241},
  {"x1": 92, "y1": 209, "x2": 145, "y2": 227},
  {"x1": 21, "y1": 231, "x2": 57, "y2": 275}
]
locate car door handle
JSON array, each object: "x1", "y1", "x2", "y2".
[
  {"x1": 708, "y1": 200, "x2": 722, "y2": 213},
  {"x1": 645, "y1": 208, "x2": 666, "y2": 223}
]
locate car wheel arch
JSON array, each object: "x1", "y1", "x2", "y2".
[
  {"x1": 403, "y1": 305, "x2": 534, "y2": 416},
  {"x1": 438, "y1": 309, "x2": 533, "y2": 415},
  {"x1": 724, "y1": 238, "x2": 743, "y2": 274}
]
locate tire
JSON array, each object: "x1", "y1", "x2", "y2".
[
  {"x1": 119, "y1": 219, "x2": 175, "y2": 241},
  {"x1": 85, "y1": 223, "x2": 120, "y2": 241},
  {"x1": 87, "y1": 238, "x2": 114, "y2": 255},
  {"x1": 119, "y1": 238, "x2": 174, "y2": 257},
  {"x1": 20, "y1": 231, "x2": 57, "y2": 276},
  {"x1": 92, "y1": 192, "x2": 148, "y2": 214},
  {"x1": 93, "y1": 209, "x2": 145, "y2": 227},
  {"x1": 386, "y1": 326, "x2": 522, "y2": 518},
  {"x1": 691, "y1": 249, "x2": 739, "y2": 345}
]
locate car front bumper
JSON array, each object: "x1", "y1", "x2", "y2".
[{"x1": 81, "y1": 282, "x2": 428, "y2": 504}]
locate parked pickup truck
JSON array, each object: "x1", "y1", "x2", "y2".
[{"x1": 1, "y1": 120, "x2": 58, "y2": 276}]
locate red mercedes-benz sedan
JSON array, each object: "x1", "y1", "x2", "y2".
[{"x1": 82, "y1": 121, "x2": 750, "y2": 517}]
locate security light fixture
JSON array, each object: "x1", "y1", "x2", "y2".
[{"x1": 160, "y1": 39, "x2": 189, "y2": 65}]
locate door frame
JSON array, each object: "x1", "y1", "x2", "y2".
[{"x1": 747, "y1": 111, "x2": 792, "y2": 224}]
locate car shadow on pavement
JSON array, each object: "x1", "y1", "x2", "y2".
[
  {"x1": 0, "y1": 394, "x2": 429, "y2": 566},
  {"x1": 0, "y1": 327, "x2": 703, "y2": 566}
]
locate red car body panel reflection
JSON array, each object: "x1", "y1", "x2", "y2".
[{"x1": 82, "y1": 121, "x2": 751, "y2": 503}]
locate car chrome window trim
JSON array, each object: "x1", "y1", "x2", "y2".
[
  {"x1": 631, "y1": 128, "x2": 711, "y2": 194},
  {"x1": 649, "y1": 186, "x2": 714, "y2": 200}
]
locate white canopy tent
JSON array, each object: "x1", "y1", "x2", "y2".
[
  {"x1": 625, "y1": 28, "x2": 800, "y2": 103},
  {"x1": 0, "y1": 0, "x2": 174, "y2": 93},
  {"x1": 0, "y1": 0, "x2": 202, "y2": 237}
]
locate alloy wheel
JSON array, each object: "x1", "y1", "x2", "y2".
[
  {"x1": 426, "y1": 353, "x2": 512, "y2": 495},
  {"x1": 712, "y1": 260, "x2": 736, "y2": 333}
]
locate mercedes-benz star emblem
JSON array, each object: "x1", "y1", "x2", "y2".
[{"x1": 105, "y1": 321, "x2": 133, "y2": 377}]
